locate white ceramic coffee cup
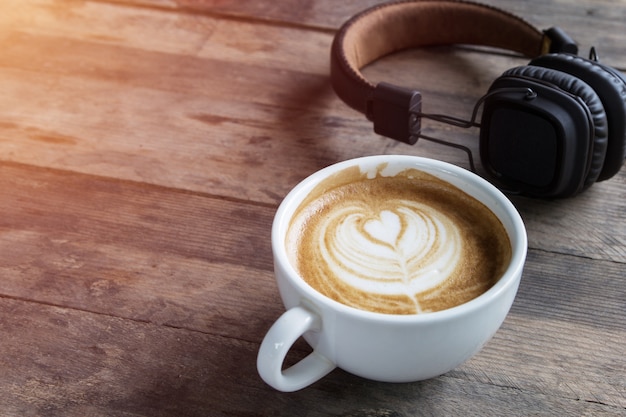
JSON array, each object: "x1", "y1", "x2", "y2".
[{"x1": 257, "y1": 155, "x2": 527, "y2": 392}]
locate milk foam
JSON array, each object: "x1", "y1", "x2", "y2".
[
  {"x1": 287, "y1": 166, "x2": 511, "y2": 315},
  {"x1": 317, "y1": 202, "x2": 461, "y2": 313}
]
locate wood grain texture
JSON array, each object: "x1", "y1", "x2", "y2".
[
  {"x1": 164, "y1": 0, "x2": 626, "y2": 66},
  {"x1": 0, "y1": 294, "x2": 622, "y2": 417},
  {"x1": 0, "y1": 0, "x2": 624, "y2": 415}
]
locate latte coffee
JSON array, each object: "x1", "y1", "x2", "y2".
[{"x1": 286, "y1": 163, "x2": 512, "y2": 315}]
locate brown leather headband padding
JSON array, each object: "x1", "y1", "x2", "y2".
[{"x1": 331, "y1": 0, "x2": 546, "y2": 115}]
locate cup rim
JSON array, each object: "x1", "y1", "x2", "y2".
[{"x1": 272, "y1": 155, "x2": 528, "y2": 323}]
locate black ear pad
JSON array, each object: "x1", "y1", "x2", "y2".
[
  {"x1": 530, "y1": 53, "x2": 626, "y2": 180},
  {"x1": 502, "y1": 65, "x2": 608, "y2": 187}
]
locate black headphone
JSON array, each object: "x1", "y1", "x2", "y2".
[{"x1": 330, "y1": 0, "x2": 626, "y2": 198}]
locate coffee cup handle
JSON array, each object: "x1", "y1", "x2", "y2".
[{"x1": 257, "y1": 305, "x2": 336, "y2": 392}]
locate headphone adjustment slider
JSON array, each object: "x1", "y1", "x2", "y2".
[
  {"x1": 543, "y1": 27, "x2": 578, "y2": 55},
  {"x1": 369, "y1": 82, "x2": 422, "y2": 145}
]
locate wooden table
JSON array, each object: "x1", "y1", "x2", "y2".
[{"x1": 0, "y1": 0, "x2": 624, "y2": 415}]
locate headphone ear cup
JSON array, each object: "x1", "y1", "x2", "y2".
[
  {"x1": 502, "y1": 65, "x2": 608, "y2": 188},
  {"x1": 530, "y1": 53, "x2": 626, "y2": 181}
]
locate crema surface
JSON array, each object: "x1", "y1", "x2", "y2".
[{"x1": 286, "y1": 166, "x2": 512, "y2": 315}]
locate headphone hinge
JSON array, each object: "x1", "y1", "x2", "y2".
[
  {"x1": 543, "y1": 27, "x2": 578, "y2": 55},
  {"x1": 369, "y1": 82, "x2": 422, "y2": 145}
]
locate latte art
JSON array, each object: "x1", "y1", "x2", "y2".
[
  {"x1": 319, "y1": 203, "x2": 462, "y2": 313},
  {"x1": 287, "y1": 165, "x2": 512, "y2": 315}
]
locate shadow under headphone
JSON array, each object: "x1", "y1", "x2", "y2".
[{"x1": 330, "y1": 0, "x2": 626, "y2": 198}]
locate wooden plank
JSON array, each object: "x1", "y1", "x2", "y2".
[
  {"x1": 0, "y1": 32, "x2": 349, "y2": 203},
  {"x1": 1, "y1": 1, "x2": 624, "y2": 210},
  {"x1": 454, "y1": 250, "x2": 626, "y2": 409},
  {"x1": 0, "y1": 297, "x2": 266, "y2": 417},
  {"x1": 135, "y1": 0, "x2": 626, "y2": 67},
  {"x1": 510, "y1": 180, "x2": 626, "y2": 263},
  {"x1": 0, "y1": 296, "x2": 623, "y2": 416},
  {"x1": 0, "y1": 164, "x2": 623, "y2": 411},
  {"x1": 0, "y1": 0, "x2": 331, "y2": 73},
  {"x1": 0, "y1": 160, "x2": 623, "y2": 331},
  {"x1": 1, "y1": 10, "x2": 624, "y2": 211},
  {"x1": 0, "y1": 0, "x2": 377, "y2": 204},
  {"x1": 0, "y1": 162, "x2": 280, "y2": 341}
]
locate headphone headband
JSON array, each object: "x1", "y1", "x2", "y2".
[
  {"x1": 330, "y1": 0, "x2": 577, "y2": 143},
  {"x1": 329, "y1": 1, "x2": 625, "y2": 198}
]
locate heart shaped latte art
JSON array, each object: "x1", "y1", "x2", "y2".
[{"x1": 318, "y1": 200, "x2": 462, "y2": 311}]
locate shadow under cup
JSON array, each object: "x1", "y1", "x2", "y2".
[{"x1": 258, "y1": 155, "x2": 528, "y2": 392}]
